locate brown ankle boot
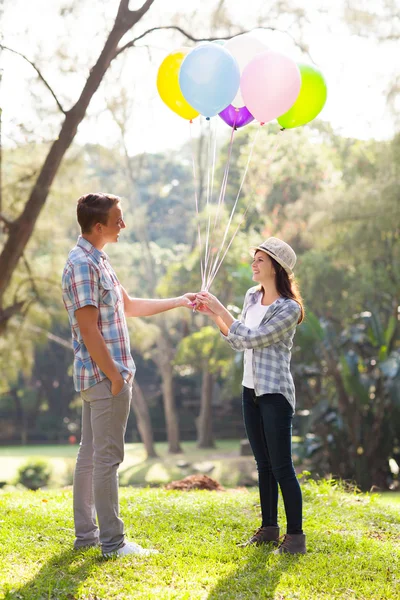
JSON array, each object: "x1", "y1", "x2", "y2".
[
  {"x1": 239, "y1": 526, "x2": 280, "y2": 547},
  {"x1": 274, "y1": 533, "x2": 306, "y2": 555}
]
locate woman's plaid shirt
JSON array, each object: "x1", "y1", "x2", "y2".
[
  {"x1": 225, "y1": 286, "x2": 300, "y2": 410},
  {"x1": 62, "y1": 237, "x2": 136, "y2": 392}
]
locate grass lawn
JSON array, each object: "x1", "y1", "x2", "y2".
[
  {"x1": 0, "y1": 479, "x2": 399, "y2": 600},
  {"x1": 377, "y1": 492, "x2": 400, "y2": 507}
]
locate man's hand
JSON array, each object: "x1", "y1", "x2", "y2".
[
  {"x1": 111, "y1": 374, "x2": 125, "y2": 396},
  {"x1": 178, "y1": 293, "x2": 197, "y2": 309}
]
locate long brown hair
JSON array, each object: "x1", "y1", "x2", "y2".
[{"x1": 258, "y1": 254, "x2": 304, "y2": 324}]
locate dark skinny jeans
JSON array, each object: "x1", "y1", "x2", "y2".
[{"x1": 242, "y1": 386, "x2": 303, "y2": 534}]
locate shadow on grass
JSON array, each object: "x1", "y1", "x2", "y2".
[
  {"x1": 119, "y1": 460, "x2": 183, "y2": 486},
  {"x1": 4, "y1": 547, "x2": 103, "y2": 600},
  {"x1": 207, "y1": 547, "x2": 301, "y2": 600},
  {"x1": 118, "y1": 455, "x2": 258, "y2": 487}
]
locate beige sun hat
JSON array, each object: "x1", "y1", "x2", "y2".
[{"x1": 250, "y1": 237, "x2": 297, "y2": 274}]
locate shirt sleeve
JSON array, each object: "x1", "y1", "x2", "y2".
[
  {"x1": 64, "y1": 262, "x2": 99, "y2": 313},
  {"x1": 219, "y1": 290, "x2": 251, "y2": 352},
  {"x1": 226, "y1": 300, "x2": 300, "y2": 350}
]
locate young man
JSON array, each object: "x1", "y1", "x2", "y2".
[{"x1": 62, "y1": 192, "x2": 194, "y2": 558}]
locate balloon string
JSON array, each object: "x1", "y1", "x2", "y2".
[
  {"x1": 189, "y1": 120, "x2": 204, "y2": 286},
  {"x1": 210, "y1": 117, "x2": 218, "y2": 222},
  {"x1": 207, "y1": 127, "x2": 285, "y2": 290},
  {"x1": 214, "y1": 111, "x2": 237, "y2": 228},
  {"x1": 203, "y1": 118, "x2": 219, "y2": 289},
  {"x1": 202, "y1": 117, "x2": 215, "y2": 290},
  {"x1": 206, "y1": 124, "x2": 260, "y2": 290},
  {"x1": 203, "y1": 117, "x2": 236, "y2": 288}
]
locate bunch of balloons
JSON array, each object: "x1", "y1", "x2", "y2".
[{"x1": 157, "y1": 34, "x2": 327, "y2": 130}]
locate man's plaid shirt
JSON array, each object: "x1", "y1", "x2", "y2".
[
  {"x1": 62, "y1": 237, "x2": 136, "y2": 392},
  {"x1": 224, "y1": 286, "x2": 300, "y2": 410}
]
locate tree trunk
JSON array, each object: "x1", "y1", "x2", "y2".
[
  {"x1": 153, "y1": 328, "x2": 182, "y2": 453},
  {"x1": 131, "y1": 380, "x2": 158, "y2": 458},
  {"x1": 197, "y1": 367, "x2": 215, "y2": 448},
  {"x1": 10, "y1": 387, "x2": 27, "y2": 445},
  {"x1": 159, "y1": 361, "x2": 182, "y2": 453},
  {"x1": 0, "y1": 0, "x2": 156, "y2": 309}
]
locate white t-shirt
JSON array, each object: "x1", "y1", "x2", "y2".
[{"x1": 242, "y1": 296, "x2": 270, "y2": 389}]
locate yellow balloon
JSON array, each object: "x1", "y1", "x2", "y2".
[{"x1": 157, "y1": 48, "x2": 199, "y2": 121}]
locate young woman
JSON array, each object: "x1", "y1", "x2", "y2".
[{"x1": 195, "y1": 237, "x2": 306, "y2": 554}]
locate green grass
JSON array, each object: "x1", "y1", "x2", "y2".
[
  {"x1": 377, "y1": 492, "x2": 400, "y2": 507},
  {"x1": 0, "y1": 479, "x2": 399, "y2": 599}
]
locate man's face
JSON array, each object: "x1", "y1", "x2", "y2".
[{"x1": 102, "y1": 203, "x2": 126, "y2": 243}]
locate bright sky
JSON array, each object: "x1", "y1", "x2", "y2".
[{"x1": 1, "y1": 0, "x2": 397, "y2": 155}]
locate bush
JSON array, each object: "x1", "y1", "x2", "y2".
[{"x1": 17, "y1": 458, "x2": 52, "y2": 490}]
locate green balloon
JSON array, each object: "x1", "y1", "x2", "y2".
[{"x1": 277, "y1": 63, "x2": 327, "y2": 129}]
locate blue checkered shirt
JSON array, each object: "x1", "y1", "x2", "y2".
[
  {"x1": 224, "y1": 287, "x2": 300, "y2": 410},
  {"x1": 62, "y1": 236, "x2": 136, "y2": 392}
]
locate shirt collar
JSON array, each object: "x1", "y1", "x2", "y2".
[{"x1": 77, "y1": 236, "x2": 108, "y2": 263}]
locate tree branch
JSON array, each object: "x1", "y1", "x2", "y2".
[
  {"x1": 113, "y1": 24, "x2": 314, "y2": 62},
  {"x1": 117, "y1": 0, "x2": 156, "y2": 27},
  {"x1": 0, "y1": 212, "x2": 13, "y2": 232},
  {"x1": 21, "y1": 254, "x2": 41, "y2": 301},
  {"x1": 0, "y1": 45, "x2": 66, "y2": 114},
  {"x1": 0, "y1": 301, "x2": 25, "y2": 334},
  {"x1": 26, "y1": 324, "x2": 73, "y2": 350},
  {"x1": 12, "y1": 275, "x2": 59, "y2": 303},
  {"x1": 132, "y1": 0, "x2": 156, "y2": 19},
  {"x1": 2, "y1": 167, "x2": 42, "y2": 193},
  {"x1": 117, "y1": 0, "x2": 130, "y2": 17}
]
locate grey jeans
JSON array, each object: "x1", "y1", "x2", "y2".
[{"x1": 73, "y1": 378, "x2": 132, "y2": 553}]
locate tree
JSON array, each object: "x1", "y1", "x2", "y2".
[
  {"x1": 105, "y1": 95, "x2": 195, "y2": 454},
  {"x1": 0, "y1": 0, "x2": 293, "y2": 450},
  {"x1": 343, "y1": 0, "x2": 400, "y2": 123},
  {"x1": 0, "y1": 0, "x2": 313, "y2": 333},
  {"x1": 0, "y1": 0, "x2": 159, "y2": 331},
  {"x1": 175, "y1": 326, "x2": 233, "y2": 448},
  {"x1": 37, "y1": 322, "x2": 159, "y2": 458},
  {"x1": 295, "y1": 309, "x2": 400, "y2": 490}
]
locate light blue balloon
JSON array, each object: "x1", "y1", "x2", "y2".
[{"x1": 179, "y1": 43, "x2": 240, "y2": 118}]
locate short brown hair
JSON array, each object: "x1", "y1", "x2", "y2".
[{"x1": 77, "y1": 193, "x2": 120, "y2": 233}]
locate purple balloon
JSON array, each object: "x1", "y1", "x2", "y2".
[{"x1": 218, "y1": 104, "x2": 254, "y2": 128}]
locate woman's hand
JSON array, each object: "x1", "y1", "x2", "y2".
[
  {"x1": 194, "y1": 301, "x2": 216, "y2": 317},
  {"x1": 195, "y1": 292, "x2": 225, "y2": 316}
]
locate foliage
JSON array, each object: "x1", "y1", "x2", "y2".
[
  {"x1": 175, "y1": 325, "x2": 233, "y2": 378},
  {"x1": 294, "y1": 308, "x2": 400, "y2": 490},
  {"x1": 16, "y1": 458, "x2": 52, "y2": 490},
  {"x1": 1, "y1": 125, "x2": 399, "y2": 489}
]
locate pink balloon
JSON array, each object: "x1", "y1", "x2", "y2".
[{"x1": 241, "y1": 51, "x2": 301, "y2": 124}]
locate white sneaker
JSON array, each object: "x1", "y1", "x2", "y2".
[{"x1": 103, "y1": 541, "x2": 158, "y2": 559}]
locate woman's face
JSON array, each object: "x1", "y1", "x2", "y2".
[{"x1": 251, "y1": 250, "x2": 275, "y2": 282}]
